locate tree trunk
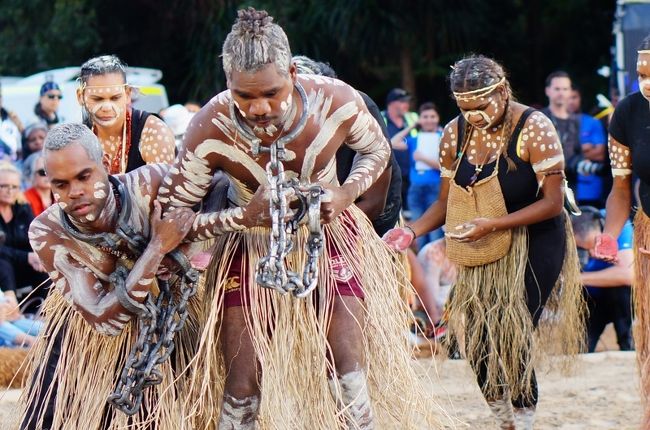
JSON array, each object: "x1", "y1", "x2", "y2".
[{"x1": 400, "y1": 43, "x2": 417, "y2": 108}]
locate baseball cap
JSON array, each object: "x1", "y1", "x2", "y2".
[
  {"x1": 386, "y1": 88, "x2": 411, "y2": 104},
  {"x1": 40, "y1": 81, "x2": 61, "y2": 96}
]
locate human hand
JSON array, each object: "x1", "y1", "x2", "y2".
[
  {"x1": 593, "y1": 233, "x2": 618, "y2": 263},
  {"x1": 27, "y1": 252, "x2": 45, "y2": 272},
  {"x1": 445, "y1": 218, "x2": 496, "y2": 243},
  {"x1": 317, "y1": 183, "x2": 353, "y2": 224},
  {"x1": 413, "y1": 150, "x2": 426, "y2": 162},
  {"x1": 8, "y1": 111, "x2": 24, "y2": 132},
  {"x1": 150, "y1": 201, "x2": 196, "y2": 254},
  {"x1": 382, "y1": 227, "x2": 415, "y2": 252}
]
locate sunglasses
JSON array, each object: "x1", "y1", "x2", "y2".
[
  {"x1": 36, "y1": 169, "x2": 47, "y2": 177},
  {"x1": 46, "y1": 94, "x2": 63, "y2": 100}
]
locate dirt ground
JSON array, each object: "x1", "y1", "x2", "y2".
[{"x1": 0, "y1": 325, "x2": 640, "y2": 429}]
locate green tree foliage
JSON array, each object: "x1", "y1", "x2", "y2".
[{"x1": 0, "y1": 0, "x2": 617, "y2": 117}]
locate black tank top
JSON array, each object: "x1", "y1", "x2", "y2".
[
  {"x1": 125, "y1": 109, "x2": 151, "y2": 173},
  {"x1": 455, "y1": 109, "x2": 561, "y2": 231}
]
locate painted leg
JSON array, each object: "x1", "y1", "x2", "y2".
[
  {"x1": 486, "y1": 396, "x2": 515, "y2": 430},
  {"x1": 218, "y1": 394, "x2": 260, "y2": 430},
  {"x1": 513, "y1": 406, "x2": 535, "y2": 430},
  {"x1": 327, "y1": 295, "x2": 374, "y2": 429},
  {"x1": 218, "y1": 306, "x2": 260, "y2": 430}
]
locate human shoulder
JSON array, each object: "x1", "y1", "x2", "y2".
[
  {"x1": 28, "y1": 205, "x2": 65, "y2": 252},
  {"x1": 298, "y1": 74, "x2": 357, "y2": 108}
]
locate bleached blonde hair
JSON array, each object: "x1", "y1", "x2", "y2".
[{"x1": 222, "y1": 8, "x2": 292, "y2": 79}]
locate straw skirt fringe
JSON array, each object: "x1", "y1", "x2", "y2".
[{"x1": 184, "y1": 206, "x2": 451, "y2": 429}]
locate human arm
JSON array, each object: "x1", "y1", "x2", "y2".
[
  {"x1": 413, "y1": 150, "x2": 440, "y2": 170},
  {"x1": 139, "y1": 115, "x2": 176, "y2": 165},
  {"x1": 157, "y1": 102, "x2": 254, "y2": 239},
  {"x1": 319, "y1": 91, "x2": 391, "y2": 223},
  {"x1": 593, "y1": 136, "x2": 633, "y2": 261},
  {"x1": 383, "y1": 120, "x2": 457, "y2": 250},
  {"x1": 581, "y1": 248, "x2": 633, "y2": 287},
  {"x1": 390, "y1": 123, "x2": 418, "y2": 150},
  {"x1": 28, "y1": 203, "x2": 194, "y2": 335},
  {"x1": 353, "y1": 163, "x2": 391, "y2": 221}
]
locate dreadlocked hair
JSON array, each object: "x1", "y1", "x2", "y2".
[
  {"x1": 222, "y1": 8, "x2": 292, "y2": 79},
  {"x1": 450, "y1": 55, "x2": 517, "y2": 172}
]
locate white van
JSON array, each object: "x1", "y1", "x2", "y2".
[{"x1": 1, "y1": 67, "x2": 169, "y2": 126}]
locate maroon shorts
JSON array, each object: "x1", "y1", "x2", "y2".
[{"x1": 223, "y1": 213, "x2": 364, "y2": 307}]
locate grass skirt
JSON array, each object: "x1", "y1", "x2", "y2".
[
  {"x1": 446, "y1": 212, "x2": 585, "y2": 401},
  {"x1": 183, "y1": 206, "x2": 450, "y2": 429},
  {"x1": 17, "y1": 279, "x2": 205, "y2": 430},
  {"x1": 633, "y1": 209, "x2": 650, "y2": 427}
]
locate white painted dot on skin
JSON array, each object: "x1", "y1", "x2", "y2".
[
  {"x1": 54, "y1": 193, "x2": 61, "y2": 201},
  {"x1": 58, "y1": 202, "x2": 67, "y2": 209},
  {"x1": 93, "y1": 189, "x2": 107, "y2": 199},
  {"x1": 86, "y1": 213, "x2": 96, "y2": 222},
  {"x1": 540, "y1": 144, "x2": 546, "y2": 151}
]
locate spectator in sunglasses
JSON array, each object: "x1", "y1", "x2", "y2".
[
  {"x1": 32, "y1": 81, "x2": 64, "y2": 129},
  {"x1": 23, "y1": 152, "x2": 52, "y2": 216}
]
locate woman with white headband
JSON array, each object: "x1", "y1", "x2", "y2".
[
  {"x1": 594, "y1": 34, "x2": 650, "y2": 427},
  {"x1": 384, "y1": 54, "x2": 585, "y2": 430},
  {"x1": 76, "y1": 55, "x2": 175, "y2": 174}
]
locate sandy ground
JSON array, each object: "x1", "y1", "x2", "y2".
[{"x1": 0, "y1": 325, "x2": 641, "y2": 429}]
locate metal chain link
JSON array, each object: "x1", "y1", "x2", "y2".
[
  {"x1": 103, "y1": 234, "x2": 199, "y2": 416},
  {"x1": 255, "y1": 138, "x2": 324, "y2": 297}
]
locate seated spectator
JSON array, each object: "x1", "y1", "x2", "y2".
[
  {"x1": 22, "y1": 152, "x2": 53, "y2": 216},
  {"x1": 0, "y1": 163, "x2": 48, "y2": 313},
  {"x1": 32, "y1": 82, "x2": 64, "y2": 128},
  {"x1": 0, "y1": 289, "x2": 42, "y2": 347},
  {"x1": 571, "y1": 207, "x2": 634, "y2": 352},
  {"x1": 20, "y1": 123, "x2": 48, "y2": 161},
  {"x1": 391, "y1": 102, "x2": 443, "y2": 249},
  {"x1": 418, "y1": 237, "x2": 456, "y2": 320}
]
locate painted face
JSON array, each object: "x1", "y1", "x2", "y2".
[
  {"x1": 40, "y1": 90, "x2": 62, "y2": 114},
  {"x1": 228, "y1": 63, "x2": 295, "y2": 132},
  {"x1": 78, "y1": 73, "x2": 131, "y2": 128},
  {"x1": 27, "y1": 128, "x2": 47, "y2": 152},
  {"x1": 637, "y1": 53, "x2": 650, "y2": 100},
  {"x1": 418, "y1": 109, "x2": 440, "y2": 132},
  {"x1": 0, "y1": 171, "x2": 20, "y2": 206},
  {"x1": 545, "y1": 77, "x2": 572, "y2": 107},
  {"x1": 45, "y1": 142, "x2": 110, "y2": 222},
  {"x1": 32, "y1": 157, "x2": 51, "y2": 190},
  {"x1": 457, "y1": 88, "x2": 507, "y2": 129},
  {"x1": 567, "y1": 90, "x2": 581, "y2": 114}
]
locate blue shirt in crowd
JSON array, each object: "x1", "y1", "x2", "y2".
[
  {"x1": 576, "y1": 113, "x2": 606, "y2": 202},
  {"x1": 405, "y1": 130, "x2": 442, "y2": 186}
]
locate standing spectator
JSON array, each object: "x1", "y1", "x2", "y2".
[
  {"x1": 20, "y1": 123, "x2": 48, "y2": 161},
  {"x1": 0, "y1": 163, "x2": 48, "y2": 313},
  {"x1": 22, "y1": 152, "x2": 53, "y2": 217},
  {"x1": 542, "y1": 71, "x2": 581, "y2": 189},
  {"x1": 571, "y1": 207, "x2": 633, "y2": 352},
  {"x1": 382, "y1": 88, "x2": 418, "y2": 213},
  {"x1": 32, "y1": 82, "x2": 64, "y2": 128},
  {"x1": 567, "y1": 86, "x2": 609, "y2": 208},
  {"x1": 392, "y1": 102, "x2": 443, "y2": 248},
  {"x1": 0, "y1": 84, "x2": 22, "y2": 162}
]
